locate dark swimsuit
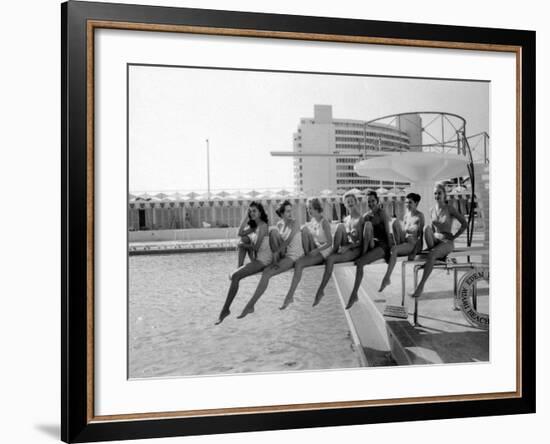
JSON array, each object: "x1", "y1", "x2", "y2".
[{"x1": 365, "y1": 209, "x2": 391, "y2": 262}]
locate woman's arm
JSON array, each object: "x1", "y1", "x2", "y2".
[
  {"x1": 237, "y1": 214, "x2": 252, "y2": 237},
  {"x1": 275, "y1": 221, "x2": 299, "y2": 254},
  {"x1": 450, "y1": 205, "x2": 468, "y2": 240}
]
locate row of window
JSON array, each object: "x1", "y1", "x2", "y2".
[
  {"x1": 336, "y1": 172, "x2": 360, "y2": 178},
  {"x1": 335, "y1": 134, "x2": 408, "y2": 143},
  {"x1": 336, "y1": 179, "x2": 381, "y2": 185},
  {"x1": 335, "y1": 129, "x2": 407, "y2": 140},
  {"x1": 336, "y1": 158, "x2": 360, "y2": 163}
]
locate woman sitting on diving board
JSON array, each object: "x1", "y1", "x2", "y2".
[
  {"x1": 279, "y1": 197, "x2": 333, "y2": 310},
  {"x1": 378, "y1": 192, "x2": 424, "y2": 292},
  {"x1": 345, "y1": 190, "x2": 393, "y2": 309},
  {"x1": 313, "y1": 190, "x2": 365, "y2": 307},
  {"x1": 411, "y1": 183, "x2": 468, "y2": 299},
  {"x1": 237, "y1": 200, "x2": 304, "y2": 319}
]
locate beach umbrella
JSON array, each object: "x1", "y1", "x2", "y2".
[
  {"x1": 186, "y1": 191, "x2": 200, "y2": 199},
  {"x1": 376, "y1": 187, "x2": 388, "y2": 195},
  {"x1": 136, "y1": 192, "x2": 153, "y2": 200},
  {"x1": 279, "y1": 189, "x2": 291, "y2": 196}
]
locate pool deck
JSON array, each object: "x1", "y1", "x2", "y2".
[
  {"x1": 332, "y1": 260, "x2": 489, "y2": 367},
  {"x1": 130, "y1": 234, "x2": 489, "y2": 367}
]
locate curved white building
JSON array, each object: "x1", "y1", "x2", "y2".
[{"x1": 293, "y1": 105, "x2": 422, "y2": 193}]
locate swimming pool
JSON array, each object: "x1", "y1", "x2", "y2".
[{"x1": 129, "y1": 252, "x2": 362, "y2": 378}]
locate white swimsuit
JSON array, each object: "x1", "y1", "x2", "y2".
[
  {"x1": 255, "y1": 236, "x2": 272, "y2": 266},
  {"x1": 280, "y1": 223, "x2": 303, "y2": 262},
  {"x1": 308, "y1": 218, "x2": 332, "y2": 258}
]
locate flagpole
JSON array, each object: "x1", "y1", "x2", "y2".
[{"x1": 206, "y1": 139, "x2": 211, "y2": 199}]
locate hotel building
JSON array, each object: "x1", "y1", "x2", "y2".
[{"x1": 293, "y1": 105, "x2": 422, "y2": 194}]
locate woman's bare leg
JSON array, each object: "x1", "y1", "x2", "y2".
[
  {"x1": 237, "y1": 236, "x2": 251, "y2": 267},
  {"x1": 392, "y1": 219, "x2": 406, "y2": 244},
  {"x1": 269, "y1": 229, "x2": 284, "y2": 262},
  {"x1": 216, "y1": 261, "x2": 265, "y2": 324},
  {"x1": 238, "y1": 258, "x2": 295, "y2": 318},
  {"x1": 280, "y1": 253, "x2": 323, "y2": 309},
  {"x1": 332, "y1": 223, "x2": 346, "y2": 254},
  {"x1": 411, "y1": 241, "x2": 454, "y2": 298},
  {"x1": 301, "y1": 229, "x2": 316, "y2": 254},
  {"x1": 363, "y1": 221, "x2": 374, "y2": 254},
  {"x1": 379, "y1": 242, "x2": 415, "y2": 292},
  {"x1": 424, "y1": 225, "x2": 435, "y2": 250},
  {"x1": 346, "y1": 247, "x2": 385, "y2": 309},
  {"x1": 313, "y1": 247, "x2": 361, "y2": 307}
]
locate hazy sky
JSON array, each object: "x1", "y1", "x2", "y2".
[{"x1": 129, "y1": 65, "x2": 489, "y2": 192}]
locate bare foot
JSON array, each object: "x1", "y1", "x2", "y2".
[
  {"x1": 410, "y1": 286, "x2": 423, "y2": 298},
  {"x1": 378, "y1": 277, "x2": 390, "y2": 292},
  {"x1": 237, "y1": 305, "x2": 255, "y2": 319},
  {"x1": 345, "y1": 293, "x2": 358, "y2": 310},
  {"x1": 215, "y1": 309, "x2": 230, "y2": 325},
  {"x1": 312, "y1": 291, "x2": 324, "y2": 307},
  {"x1": 279, "y1": 296, "x2": 294, "y2": 310}
]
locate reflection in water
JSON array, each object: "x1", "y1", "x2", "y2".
[{"x1": 129, "y1": 252, "x2": 361, "y2": 378}]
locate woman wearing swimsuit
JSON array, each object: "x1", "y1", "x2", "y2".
[
  {"x1": 411, "y1": 183, "x2": 468, "y2": 299},
  {"x1": 345, "y1": 191, "x2": 393, "y2": 309},
  {"x1": 216, "y1": 201, "x2": 271, "y2": 324},
  {"x1": 237, "y1": 200, "x2": 304, "y2": 319},
  {"x1": 313, "y1": 190, "x2": 365, "y2": 307},
  {"x1": 279, "y1": 198, "x2": 333, "y2": 310},
  {"x1": 378, "y1": 193, "x2": 424, "y2": 292}
]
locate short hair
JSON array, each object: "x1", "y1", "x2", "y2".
[
  {"x1": 342, "y1": 190, "x2": 358, "y2": 202},
  {"x1": 307, "y1": 197, "x2": 323, "y2": 213},
  {"x1": 366, "y1": 191, "x2": 379, "y2": 202},
  {"x1": 275, "y1": 199, "x2": 292, "y2": 217},
  {"x1": 406, "y1": 192, "x2": 421, "y2": 204}
]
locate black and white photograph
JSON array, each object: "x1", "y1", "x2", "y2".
[{"x1": 127, "y1": 66, "x2": 490, "y2": 379}]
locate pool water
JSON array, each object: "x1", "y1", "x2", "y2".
[{"x1": 129, "y1": 252, "x2": 362, "y2": 378}]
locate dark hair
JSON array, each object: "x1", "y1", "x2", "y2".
[
  {"x1": 248, "y1": 201, "x2": 269, "y2": 229},
  {"x1": 307, "y1": 197, "x2": 323, "y2": 213},
  {"x1": 275, "y1": 200, "x2": 292, "y2": 218},
  {"x1": 406, "y1": 193, "x2": 421, "y2": 204},
  {"x1": 366, "y1": 191, "x2": 379, "y2": 202}
]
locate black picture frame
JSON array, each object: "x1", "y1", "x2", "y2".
[{"x1": 61, "y1": 1, "x2": 536, "y2": 442}]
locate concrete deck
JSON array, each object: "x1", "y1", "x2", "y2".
[{"x1": 332, "y1": 260, "x2": 489, "y2": 367}]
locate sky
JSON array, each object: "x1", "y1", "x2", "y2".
[{"x1": 128, "y1": 65, "x2": 489, "y2": 193}]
